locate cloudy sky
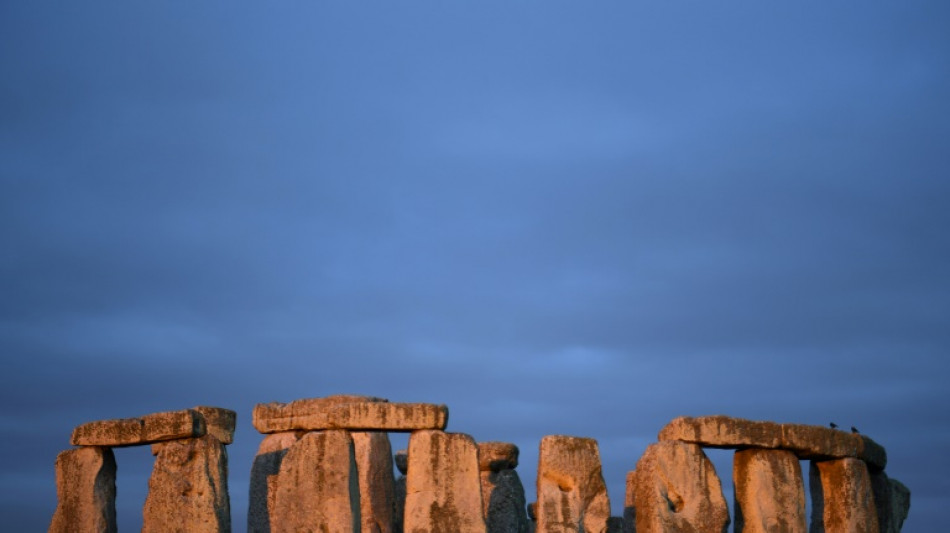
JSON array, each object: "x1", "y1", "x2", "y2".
[{"x1": 2, "y1": 2, "x2": 948, "y2": 531}]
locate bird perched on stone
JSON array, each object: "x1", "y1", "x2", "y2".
[
  {"x1": 829, "y1": 422, "x2": 838, "y2": 429},
  {"x1": 851, "y1": 426, "x2": 860, "y2": 434}
]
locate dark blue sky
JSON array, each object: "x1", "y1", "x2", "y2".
[{"x1": 2, "y1": 2, "x2": 948, "y2": 531}]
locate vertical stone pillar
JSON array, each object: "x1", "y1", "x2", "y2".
[
  {"x1": 352, "y1": 431, "x2": 396, "y2": 533},
  {"x1": 248, "y1": 431, "x2": 302, "y2": 533},
  {"x1": 405, "y1": 430, "x2": 486, "y2": 533},
  {"x1": 48, "y1": 447, "x2": 117, "y2": 533},
  {"x1": 143, "y1": 434, "x2": 231, "y2": 533},
  {"x1": 478, "y1": 442, "x2": 528, "y2": 533},
  {"x1": 733, "y1": 448, "x2": 806, "y2": 533},
  {"x1": 630, "y1": 441, "x2": 729, "y2": 533},
  {"x1": 536, "y1": 435, "x2": 611, "y2": 533},
  {"x1": 870, "y1": 471, "x2": 911, "y2": 533},
  {"x1": 622, "y1": 470, "x2": 636, "y2": 533},
  {"x1": 809, "y1": 458, "x2": 880, "y2": 533},
  {"x1": 394, "y1": 449, "x2": 408, "y2": 533},
  {"x1": 270, "y1": 430, "x2": 360, "y2": 533}
]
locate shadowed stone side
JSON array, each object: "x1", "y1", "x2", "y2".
[
  {"x1": 49, "y1": 447, "x2": 117, "y2": 533},
  {"x1": 871, "y1": 472, "x2": 911, "y2": 533},
  {"x1": 631, "y1": 441, "x2": 729, "y2": 533},
  {"x1": 809, "y1": 458, "x2": 880, "y2": 533},
  {"x1": 192, "y1": 406, "x2": 237, "y2": 444},
  {"x1": 482, "y1": 469, "x2": 529, "y2": 533},
  {"x1": 352, "y1": 432, "x2": 396, "y2": 533},
  {"x1": 733, "y1": 448, "x2": 806, "y2": 533},
  {"x1": 478, "y1": 442, "x2": 527, "y2": 533},
  {"x1": 248, "y1": 432, "x2": 302, "y2": 533},
  {"x1": 143, "y1": 435, "x2": 231, "y2": 533},
  {"x1": 394, "y1": 449, "x2": 408, "y2": 533},
  {"x1": 405, "y1": 430, "x2": 486, "y2": 533},
  {"x1": 271, "y1": 430, "x2": 360, "y2": 533},
  {"x1": 536, "y1": 435, "x2": 610, "y2": 533}
]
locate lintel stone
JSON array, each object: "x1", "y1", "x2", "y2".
[
  {"x1": 71, "y1": 409, "x2": 206, "y2": 447},
  {"x1": 658, "y1": 416, "x2": 886, "y2": 470}
]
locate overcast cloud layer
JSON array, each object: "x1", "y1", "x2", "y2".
[{"x1": 2, "y1": 2, "x2": 948, "y2": 531}]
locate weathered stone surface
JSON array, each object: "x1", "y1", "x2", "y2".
[
  {"x1": 143, "y1": 435, "x2": 230, "y2": 533},
  {"x1": 658, "y1": 416, "x2": 886, "y2": 470},
  {"x1": 352, "y1": 432, "x2": 396, "y2": 533},
  {"x1": 71, "y1": 408, "x2": 206, "y2": 446},
  {"x1": 248, "y1": 432, "x2": 302, "y2": 533},
  {"x1": 253, "y1": 394, "x2": 386, "y2": 433},
  {"x1": 481, "y1": 469, "x2": 529, "y2": 533},
  {"x1": 527, "y1": 502, "x2": 537, "y2": 521},
  {"x1": 631, "y1": 441, "x2": 730, "y2": 533},
  {"x1": 536, "y1": 435, "x2": 611, "y2": 533},
  {"x1": 395, "y1": 449, "x2": 409, "y2": 475},
  {"x1": 49, "y1": 447, "x2": 117, "y2": 533},
  {"x1": 253, "y1": 395, "x2": 447, "y2": 433},
  {"x1": 405, "y1": 430, "x2": 486, "y2": 533},
  {"x1": 271, "y1": 430, "x2": 360, "y2": 533},
  {"x1": 328, "y1": 402, "x2": 449, "y2": 432},
  {"x1": 478, "y1": 441, "x2": 519, "y2": 471},
  {"x1": 733, "y1": 448, "x2": 806, "y2": 533},
  {"x1": 809, "y1": 458, "x2": 880, "y2": 533},
  {"x1": 871, "y1": 472, "x2": 911, "y2": 533},
  {"x1": 192, "y1": 406, "x2": 237, "y2": 444},
  {"x1": 623, "y1": 471, "x2": 636, "y2": 533}
]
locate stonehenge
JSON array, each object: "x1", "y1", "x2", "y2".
[
  {"x1": 51, "y1": 401, "x2": 911, "y2": 532},
  {"x1": 51, "y1": 406, "x2": 235, "y2": 533}
]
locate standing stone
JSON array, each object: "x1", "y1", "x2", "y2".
[
  {"x1": 405, "y1": 430, "x2": 486, "y2": 533},
  {"x1": 478, "y1": 442, "x2": 528, "y2": 533},
  {"x1": 352, "y1": 432, "x2": 396, "y2": 533},
  {"x1": 271, "y1": 430, "x2": 360, "y2": 533},
  {"x1": 809, "y1": 458, "x2": 880, "y2": 533},
  {"x1": 143, "y1": 435, "x2": 231, "y2": 533},
  {"x1": 394, "y1": 450, "x2": 408, "y2": 533},
  {"x1": 248, "y1": 432, "x2": 302, "y2": 533},
  {"x1": 623, "y1": 471, "x2": 636, "y2": 533},
  {"x1": 536, "y1": 435, "x2": 611, "y2": 533},
  {"x1": 631, "y1": 441, "x2": 729, "y2": 533},
  {"x1": 733, "y1": 448, "x2": 806, "y2": 533},
  {"x1": 49, "y1": 447, "x2": 117, "y2": 533},
  {"x1": 871, "y1": 472, "x2": 911, "y2": 533}
]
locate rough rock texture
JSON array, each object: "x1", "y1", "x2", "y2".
[
  {"x1": 395, "y1": 449, "x2": 409, "y2": 475},
  {"x1": 481, "y1": 469, "x2": 529, "y2": 533},
  {"x1": 405, "y1": 430, "x2": 486, "y2": 533},
  {"x1": 871, "y1": 472, "x2": 911, "y2": 533},
  {"x1": 536, "y1": 435, "x2": 611, "y2": 533},
  {"x1": 271, "y1": 430, "x2": 360, "y2": 533},
  {"x1": 809, "y1": 458, "x2": 880, "y2": 533},
  {"x1": 623, "y1": 471, "x2": 636, "y2": 533},
  {"x1": 248, "y1": 432, "x2": 302, "y2": 533},
  {"x1": 71, "y1": 408, "x2": 206, "y2": 446},
  {"x1": 352, "y1": 431, "x2": 396, "y2": 533},
  {"x1": 328, "y1": 402, "x2": 449, "y2": 432},
  {"x1": 192, "y1": 406, "x2": 237, "y2": 444},
  {"x1": 631, "y1": 441, "x2": 730, "y2": 533},
  {"x1": 253, "y1": 394, "x2": 385, "y2": 433},
  {"x1": 49, "y1": 447, "x2": 117, "y2": 533},
  {"x1": 478, "y1": 441, "x2": 519, "y2": 471},
  {"x1": 143, "y1": 435, "x2": 231, "y2": 533},
  {"x1": 733, "y1": 448, "x2": 806, "y2": 533},
  {"x1": 659, "y1": 416, "x2": 886, "y2": 470}
]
